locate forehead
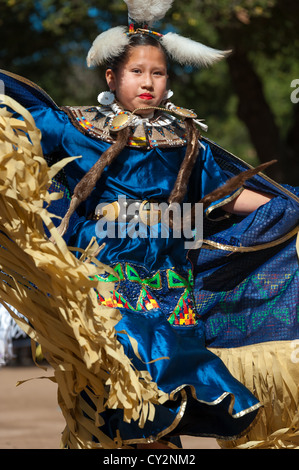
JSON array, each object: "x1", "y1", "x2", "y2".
[{"x1": 125, "y1": 45, "x2": 167, "y2": 67}]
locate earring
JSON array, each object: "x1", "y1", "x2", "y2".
[
  {"x1": 97, "y1": 91, "x2": 115, "y2": 106},
  {"x1": 163, "y1": 89, "x2": 174, "y2": 101}
]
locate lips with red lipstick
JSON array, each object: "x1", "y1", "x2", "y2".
[{"x1": 139, "y1": 93, "x2": 154, "y2": 100}]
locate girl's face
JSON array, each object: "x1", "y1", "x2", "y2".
[{"x1": 106, "y1": 45, "x2": 168, "y2": 117}]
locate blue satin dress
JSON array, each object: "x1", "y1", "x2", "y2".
[
  {"x1": 1, "y1": 70, "x2": 261, "y2": 444},
  {"x1": 31, "y1": 107, "x2": 260, "y2": 442}
]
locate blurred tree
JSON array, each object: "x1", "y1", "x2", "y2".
[
  {"x1": 0, "y1": 0, "x2": 125, "y2": 103},
  {"x1": 170, "y1": 0, "x2": 299, "y2": 183},
  {"x1": 0, "y1": 0, "x2": 298, "y2": 183}
]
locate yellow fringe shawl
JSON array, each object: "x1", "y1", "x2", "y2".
[
  {"x1": 0, "y1": 96, "x2": 168, "y2": 449},
  {"x1": 211, "y1": 341, "x2": 299, "y2": 449}
]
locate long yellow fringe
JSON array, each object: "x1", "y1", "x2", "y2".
[
  {"x1": 0, "y1": 96, "x2": 168, "y2": 449},
  {"x1": 210, "y1": 341, "x2": 299, "y2": 448}
]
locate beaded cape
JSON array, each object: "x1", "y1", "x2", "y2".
[{"x1": 62, "y1": 104, "x2": 189, "y2": 149}]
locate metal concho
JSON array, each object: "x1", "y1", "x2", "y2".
[
  {"x1": 110, "y1": 112, "x2": 133, "y2": 131},
  {"x1": 171, "y1": 107, "x2": 197, "y2": 119}
]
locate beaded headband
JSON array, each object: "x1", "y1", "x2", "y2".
[{"x1": 87, "y1": 0, "x2": 230, "y2": 69}]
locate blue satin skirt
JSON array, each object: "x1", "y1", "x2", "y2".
[
  {"x1": 72, "y1": 219, "x2": 261, "y2": 445},
  {"x1": 82, "y1": 307, "x2": 260, "y2": 445}
]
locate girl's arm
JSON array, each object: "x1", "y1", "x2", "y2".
[{"x1": 223, "y1": 189, "x2": 273, "y2": 216}]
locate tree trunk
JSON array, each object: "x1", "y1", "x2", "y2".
[{"x1": 226, "y1": 50, "x2": 291, "y2": 183}]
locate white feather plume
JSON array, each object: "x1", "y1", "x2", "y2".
[
  {"x1": 87, "y1": 26, "x2": 130, "y2": 67},
  {"x1": 124, "y1": 0, "x2": 174, "y2": 26},
  {"x1": 161, "y1": 32, "x2": 231, "y2": 67}
]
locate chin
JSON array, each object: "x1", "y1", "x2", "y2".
[
  {"x1": 135, "y1": 102, "x2": 160, "y2": 116},
  {"x1": 135, "y1": 109, "x2": 155, "y2": 118}
]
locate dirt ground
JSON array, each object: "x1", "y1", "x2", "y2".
[{"x1": 0, "y1": 364, "x2": 219, "y2": 450}]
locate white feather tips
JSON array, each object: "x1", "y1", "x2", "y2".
[
  {"x1": 86, "y1": 26, "x2": 129, "y2": 67},
  {"x1": 124, "y1": 0, "x2": 174, "y2": 25},
  {"x1": 161, "y1": 32, "x2": 231, "y2": 67}
]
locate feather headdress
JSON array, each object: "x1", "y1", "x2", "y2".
[
  {"x1": 124, "y1": 0, "x2": 174, "y2": 26},
  {"x1": 87, "y1": 27, "x2": 130, "y2": 68},
  {"x1": 87, "y1": 0, "x2": 230, "y2": 68},
  {"x1": 161, "y1": 33, "x2": 230, "y2": 67}
]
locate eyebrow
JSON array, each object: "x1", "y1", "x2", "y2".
[{"x1": 129, "y1": 63, "x2": 167, "y2": 70}]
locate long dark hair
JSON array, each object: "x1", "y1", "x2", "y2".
[{"x1": 56, "y1": 33, "x2": 200, "y2": 236}]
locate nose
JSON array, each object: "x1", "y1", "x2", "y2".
[{"x1": 142, "y1": 72, "x2": 154, "y2": 89}]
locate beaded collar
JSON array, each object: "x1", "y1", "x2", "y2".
[{"x1": 61, "y1": 100, "x2": 206, "y2": 149}]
